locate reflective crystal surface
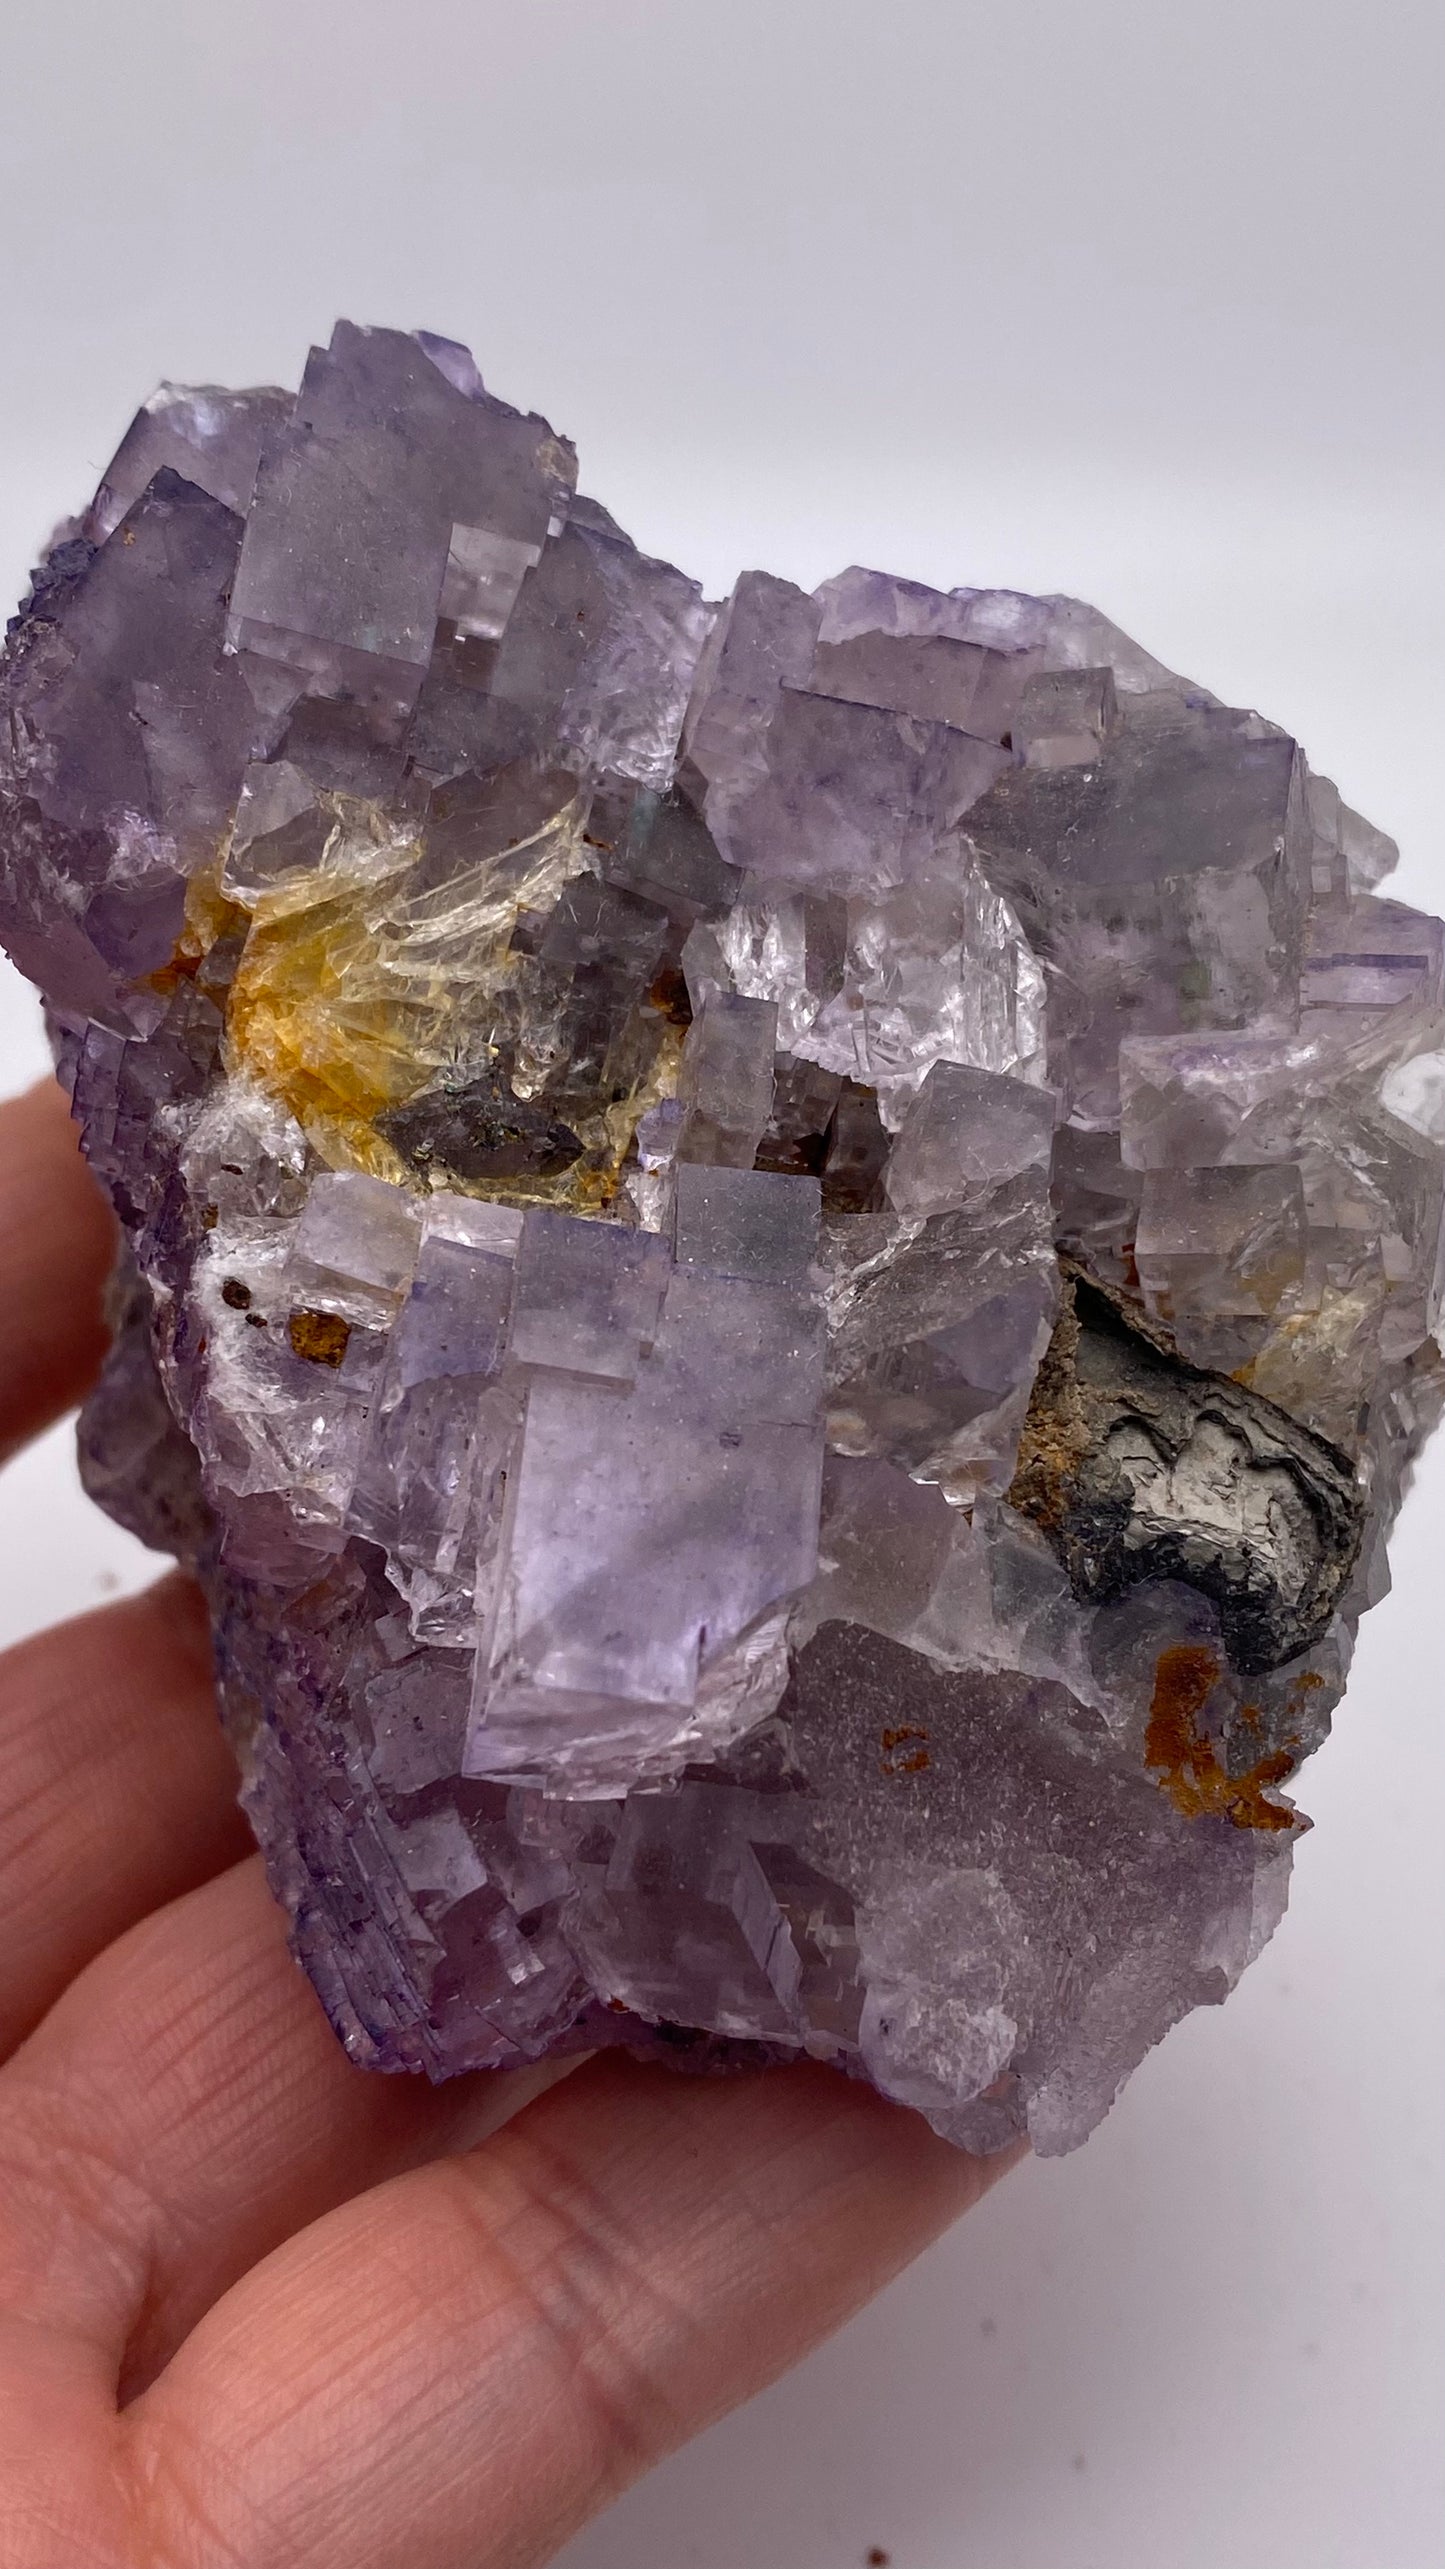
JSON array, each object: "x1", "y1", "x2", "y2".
[{"x1": 4, "y1": 323, "x2": 1442, "y2": 2154}]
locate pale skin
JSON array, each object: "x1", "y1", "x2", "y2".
[{"x1": 0, "y1": 1077, "x2": 1017, "y2": 2569}]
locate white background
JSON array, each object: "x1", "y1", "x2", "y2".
[{"x1": 1, "y1": 7, "x2": 1441, "y2": 2564}]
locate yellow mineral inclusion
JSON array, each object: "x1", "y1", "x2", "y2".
[
  {"x1": 180, "y1": 867, "x2": 251, "y2": 963},
  {"x1": 216, "y1": 788, "x2": 681, "y2": 1202},
  {"x1": 226, "y1": 843, "x2": 425, "y2": 1179}
]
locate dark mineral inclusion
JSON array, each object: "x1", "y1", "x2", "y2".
[{"x1": 3, "y1": 322, "x2": 1443, "y2": 2154}]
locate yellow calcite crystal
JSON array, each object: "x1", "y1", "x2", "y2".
[{"x1": 220, "y1": 787, "x2": 679, "y2": 1198}]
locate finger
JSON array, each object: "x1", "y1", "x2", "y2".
[
  {"x1": 0, "y1": 1850, "x2": 572, "y2": 2401},
  {"x1": 0, "y1": 1574, "x2": 251, "y2": 2059},
  {"x1": 0, "y1": 1079, "x2": 116, "y2": 1467},
  {"x1": 124, "y1": 2053, "x2": 1016, "y2": 2569}
]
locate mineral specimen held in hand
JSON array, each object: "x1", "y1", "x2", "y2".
[{"x1": 4, "y1": 325, "x2": 1442, "y2": 2155}]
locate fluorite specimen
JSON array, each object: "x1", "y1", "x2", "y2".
[{"x1": 4, "y1": 325, "x2": 1443, "y2": 2155}]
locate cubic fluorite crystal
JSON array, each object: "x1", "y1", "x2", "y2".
[{"x1": 4, "y1": 323, "x2": 1443, "y2": 2155}]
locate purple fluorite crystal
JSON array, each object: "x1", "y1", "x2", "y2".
[{"x1": 4, "y1": 323, "x2": 1443, "y2": 2153}]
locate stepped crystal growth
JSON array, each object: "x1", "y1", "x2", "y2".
[{"x1": 3, "y1": 324, "x2": 1442, "y2": 2153}]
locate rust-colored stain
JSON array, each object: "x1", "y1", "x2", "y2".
[
  {"x1": 143, "y1": 947, "x2": 203, "y2": 998},
  {"x1": 647, "y1": 964, "x2": 693, "y2": 1027},
  {"x1": 1145, "y1": 1643, "x2": 1296, "y2": 1832},
  {"x1": 881, "y1": 1724, "x2": 931, "y2": 1778},
  {"x1": 287, "y1": 1308, "x2": 352, "y2": 1369},
  {"x1": 1005, "y1": 1290, "x2": 1090, "y2": 1539}
]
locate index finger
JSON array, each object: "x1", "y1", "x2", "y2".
[{"x1": 0, "y1": 1080, "x2": 115, "y2": 1467}]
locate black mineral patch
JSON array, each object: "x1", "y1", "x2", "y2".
[
  {"x1": 378, "y1": 1065, "x2": 583, "y2": 1185},
  {"x1": 1008, "y1": 1272, "x2": 1365, "y2": 1672}
]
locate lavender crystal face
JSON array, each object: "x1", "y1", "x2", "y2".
[{"x1": 4, "y1": 323, "x2": 1442, "y2": 2155}]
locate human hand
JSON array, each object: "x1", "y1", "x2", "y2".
[{"x1": 0, "y1": 1077, "x2": 1015, "y2": 2569}]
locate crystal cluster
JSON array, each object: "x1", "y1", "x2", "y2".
[{"x1": 3, "y1": 324, "x2": 1443, "y2": 2154}]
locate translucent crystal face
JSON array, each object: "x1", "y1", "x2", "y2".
[{"x1": 3, "y1": 321, "x2": 1441, "y2": 2156}]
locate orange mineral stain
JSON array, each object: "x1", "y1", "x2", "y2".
[
  {"x1": 1145, "y1": 1643, "x2": 1298, "y2": 1832},
  {"x1": 287, "y1": 1308, "x2": 352, "y2": 1368},
  {"x1": 881, "y1": 1724, "x2": 931, "y2": 1778}
]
